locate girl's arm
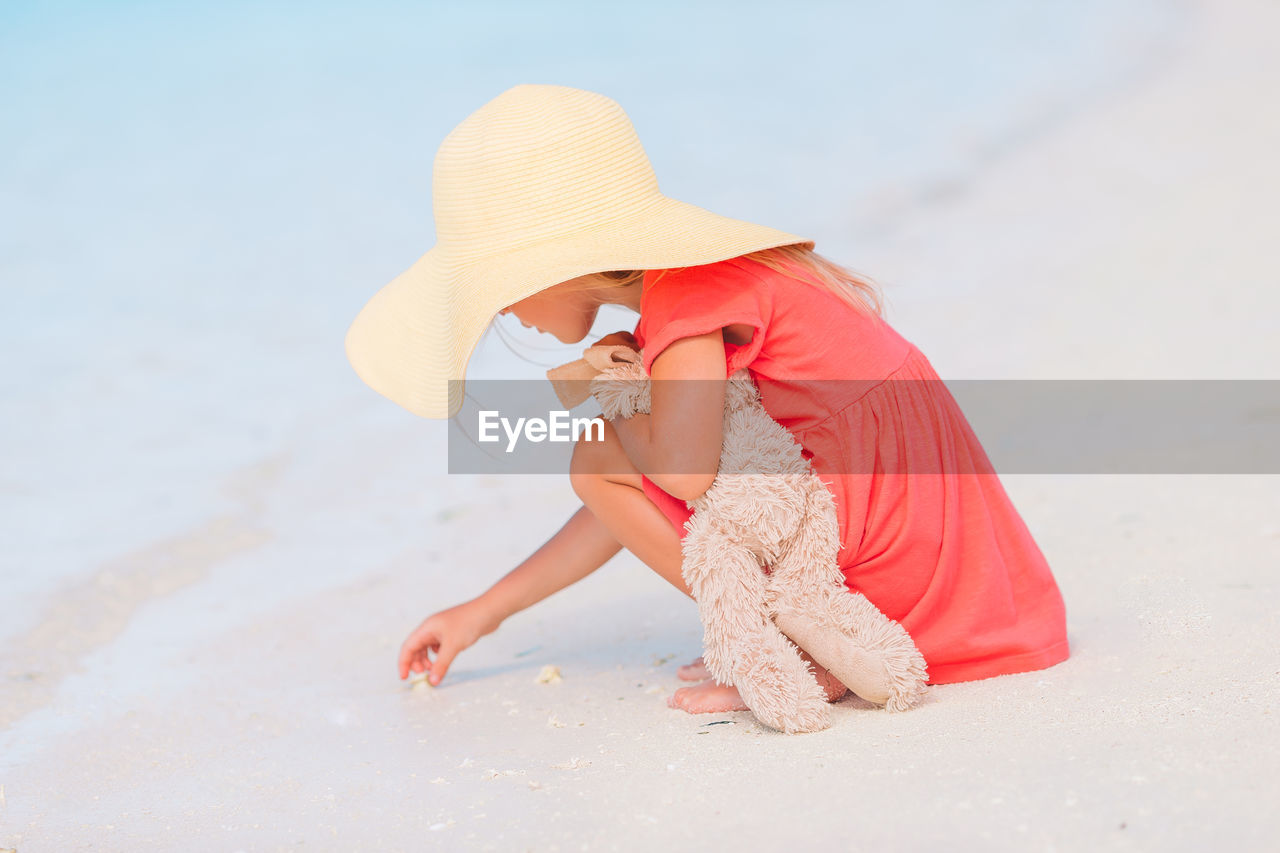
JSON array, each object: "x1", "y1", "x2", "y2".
[
  {"x1": 398, "y1": 331, "x2": 728, "y2": 685},
  {"x1": 398, "y1": 504, "x2": 622, "y2": 684},
  {"x1": 608, "y1": 329, "x2": 728, "y2": 501},
  {"x1": 480, "y1": 503, "x2": 623, "y2": 622}
]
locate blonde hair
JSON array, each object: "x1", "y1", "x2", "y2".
[{"x1": 553, "y1": 244, "x2": 884, "y2": 317}]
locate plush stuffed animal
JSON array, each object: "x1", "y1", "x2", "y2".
[{"x1": 547, "y1": 345, "x2": 929, "y2": 733}]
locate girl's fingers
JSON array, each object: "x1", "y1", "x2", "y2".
[
  {"x1": 401, "y1": 648, "x2": 432, "y2": 680},
  {"x1": 398, "y1": 630, "x2": 437, "y2": 679},
  {"x1": 592, "y1": 331, "x2": 638, "y2": 349},
  {"x1": 428, "y1": 642, "x2": 461, "y2": 686}
]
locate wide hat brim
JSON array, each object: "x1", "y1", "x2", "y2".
[{"x1": 344, "y1": 195, "x2": 812, "y2": 419}]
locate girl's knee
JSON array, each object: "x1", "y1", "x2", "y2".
[{"x1": 569, "y1": 421, "x2": 637, "y2": 499}]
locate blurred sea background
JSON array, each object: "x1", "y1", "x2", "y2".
[{"x1": 1, "y1": 0, "x2": 1177, "y2": 632}]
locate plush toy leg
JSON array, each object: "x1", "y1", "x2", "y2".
[
  {"x1": 682, "y1": 513, "x2": 831, "y2": 734},
  {"x1": 769, "y1": 480, "x2": 929, "y2": 712}
]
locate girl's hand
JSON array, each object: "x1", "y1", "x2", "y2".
[
  {"x1": 397, "y1": 598, "x2": 499, "y2": 686},
  {"x1": 591, "y1": 330, "x2": 640, "y2": 351}
]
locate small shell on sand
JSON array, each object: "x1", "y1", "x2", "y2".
[
  {"x1": 535, "y1": 665, "x2": 562, "y2": 684},
  {"x1": 483, "y1": 768, "x2": 524, "y2": 780}
]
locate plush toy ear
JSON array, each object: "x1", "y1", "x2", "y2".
[{"x1": 546, "y1": 345, "x2": 643, "y2": 409}]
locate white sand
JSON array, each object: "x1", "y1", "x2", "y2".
[{"x1": 3, "y1": 0, "x2": 1279, "y2": 849}]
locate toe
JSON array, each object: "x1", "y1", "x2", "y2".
[{"x1": 677, "y1": 656, "x2": 712, "y2": 682}]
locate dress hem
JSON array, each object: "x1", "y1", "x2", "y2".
[{"x1": 921, "y1": 638, "x2": 1071, "y2": 686}]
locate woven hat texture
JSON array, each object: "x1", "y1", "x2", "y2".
[{"x1": 344, "y1": 84, "x2": 812, "y2": 419}]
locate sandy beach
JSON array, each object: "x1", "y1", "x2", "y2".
[{"x1": 3, "y1": 0, "x2": 1278, "y2": 849}]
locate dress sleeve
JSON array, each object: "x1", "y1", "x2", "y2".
[{"x1": 636, "y1": 261, "x2": 772, "y2": 377}]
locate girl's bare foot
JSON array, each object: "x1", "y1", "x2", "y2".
[
  {"x1": 677, "y1": 656, "x2": 712, "y2": 681},
  {"x1": 667, "y1": 654, "x2": 849, "y2": 714},
  {"x1": 667, "y1": 680, "x2": 749, "y2": 713},
  {"x1": 813, "y1": 663, "x2": 850, "y2": 703}
]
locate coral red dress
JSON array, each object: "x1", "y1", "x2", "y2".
[{"x1": 631, "y1": 255, "x2": 1069, "y2": 685}]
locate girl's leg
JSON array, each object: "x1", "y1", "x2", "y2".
[
  {"x1": 569, "y1": 420, "x2": 691, "y2": 598},
  {"x1": 570, "y1": 423, "x2": 848, "y2": 713}
]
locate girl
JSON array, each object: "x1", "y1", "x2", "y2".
[{"x1": 345, "y1": 84, "x2": 1069, "y2": 715}]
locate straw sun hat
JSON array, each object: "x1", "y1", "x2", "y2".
[{"x1": 344, "y1": 84, "x2": 813, "y2": 419}]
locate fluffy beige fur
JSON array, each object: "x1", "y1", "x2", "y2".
[{"x1": 548, "y1": 346, "x2": 929, "y2": 733}]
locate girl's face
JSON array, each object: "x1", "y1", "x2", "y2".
[{"x1": 499, "y1": 275, "x2": 602, "y2": 343}]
